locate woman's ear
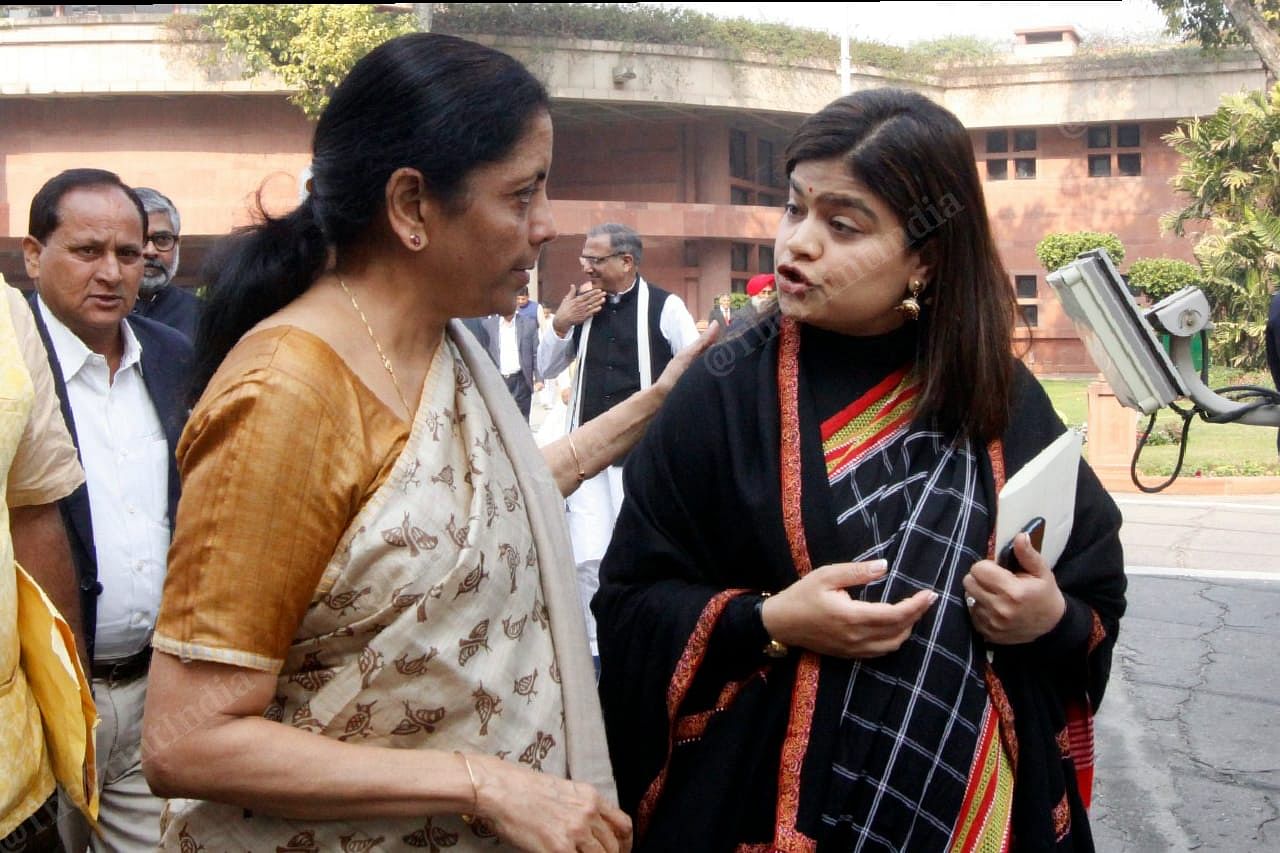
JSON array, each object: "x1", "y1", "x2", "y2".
[
  {"x1": 385, "y1": 167, "x2": 431, "y2": 251},
  {"x1": 909, "y1": 243, "x2": 936, "y2": 289}
]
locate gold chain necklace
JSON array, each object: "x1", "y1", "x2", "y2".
[{"x1": 336, "y1": 276, "x2": 412, "y2": 416}]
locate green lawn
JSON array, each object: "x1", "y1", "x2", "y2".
[{"x1": 1040, "y1": 378, "x2": 1280, "y2": 477}]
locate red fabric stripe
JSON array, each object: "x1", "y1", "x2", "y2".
[
  {"x1": 1065, "y1": 699, "x2": 1096, "y2": 809},
  {"x1": 819, "y1": 366, "x2": 910, "y2": 442}
]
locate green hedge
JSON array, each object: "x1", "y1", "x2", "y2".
[
  {"x1": 1126, "y1": 257, "x2": 1201, "y2": 301},
  {"x1": 1035, "y1": 231, "x2": 1126, "y2": 274}
]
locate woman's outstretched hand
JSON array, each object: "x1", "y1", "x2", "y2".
[
  {"x1": 761, "y1": 560, "x2": 938, "y2": 659},
  {"x1": 473, "y1": 755, "x2": 632, "y2": 853},
  {"x1": 962, "y1": 532, "x2": 1066, "y2": 645}
]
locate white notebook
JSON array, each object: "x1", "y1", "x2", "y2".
[{"x1": 995, "y1": 429, "x2": 1082, "y2": 570}]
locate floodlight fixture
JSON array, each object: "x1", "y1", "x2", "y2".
[{"x1": 1048, "y1": 248, "x2": 1280, "y2": 491}]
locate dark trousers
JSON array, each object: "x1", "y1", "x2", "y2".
[
  {"x1": 2, "y1": 795, "x2": 63, "y2": 852},
  {"x1": 503, "y1": 371, "x2": 533, "y2": 420}
]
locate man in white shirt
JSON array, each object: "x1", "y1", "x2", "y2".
[
  {"x1": 481, "y1": 286, "x2": 541, "y2": 419},
  {"x1": 22, "y1": 168, "x2": 193, "y2": 852},
  {"x1": 537, "y1": 223, "x2": 699, "y2": 661}
]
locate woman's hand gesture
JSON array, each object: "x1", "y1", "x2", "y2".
[
  {"x1": 761, "y1": 560, "x2": 938, "y2": 659},
  {"x1": 962, "y1": 532, "x2": 1066, "y2": 645},
  {"x1": 474, "y1": 756, "x2": 632, "y2": 853}
]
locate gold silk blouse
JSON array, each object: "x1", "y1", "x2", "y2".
[{"x1": 153, "y1": 327, "x2": 408, "y2": 672}]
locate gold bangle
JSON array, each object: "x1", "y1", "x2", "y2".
[
  {"x1": 565, "y1": 434, "x2": 586, "y2": 483},
  {"x1": 454, "y1": 750, "x2": 478, "y2": 824}
]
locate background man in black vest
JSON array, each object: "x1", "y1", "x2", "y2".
[
  {"x1": 22, "y1": 169, "x2": 192, "y2": 852},
  {"x1": 538, "y1": 222, "x2": 699, "y2": 662}
]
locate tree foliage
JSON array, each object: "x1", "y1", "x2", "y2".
[
  {"x1": 1155, "y1": 0, "x2": 1280, "y2": 50},
  {"x1": 1034, "y1": 232, "x2": 1126, "y2": 273},
  {"x1": 199, "y1": 5, "x2": 415, "y2": 118},
  {"x1": 1161, "y1": 84, "x2": 1280, "y2": 368},
  {"x1": 1126, "y1": 258, "x2": 1202, "y2": 301},
  {"x1": 1155, "y1": 0, "x2": 1280, "y2": 78}
]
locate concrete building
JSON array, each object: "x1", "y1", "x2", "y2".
[{"x1": 0, "y1": 10, "x2": 1265, "y2": 373}]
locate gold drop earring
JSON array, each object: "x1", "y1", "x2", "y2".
[{"x1": 896, "y1": 279, "x2": 925, "y2": 321}]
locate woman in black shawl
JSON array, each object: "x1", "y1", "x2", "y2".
[{"x1": 594, "y1": 89, "x2": 1126, "y2": 852}]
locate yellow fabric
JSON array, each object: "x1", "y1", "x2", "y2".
[
  {"x1": 14, "y1": 562, "x2": 98, "y2": 820},
  {"x1": 949, "y1": 709, "x2": 1014, "y2": 853},
  {"x1": 3, "y1": 286, "x2": 84, "y2": 507},
  {"x1": 0, "y1": 283, "x2": 96, "y2": 835}
]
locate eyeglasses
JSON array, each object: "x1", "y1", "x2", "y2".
[
  {"x1": 146, "y1": 232, "x2": 179, "y2": 251},
  {"x1": 579, "y1": 252, "x2": 625, "y2": 266}
]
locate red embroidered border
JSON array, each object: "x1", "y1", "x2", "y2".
[
  {"x1": 673, "y1": 671, "x2": 765, "y2": 743},
  {"x1": 982, "y1": 439, "x2": 1021, "y2": 776},
  {"x1": 636, "y1": 587, "x2": 749, "y2": 837},
  {"x1": 1087, "y1": 609, "x2": 1106, "y2": 654},
  {"x1": 771, "y1": 318, "x2": 818, "y2": 852},
  {"x1": 1052, "y1": 792, "x2": 1072, "y2": 842}
]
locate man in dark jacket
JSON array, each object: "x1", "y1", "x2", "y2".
[
  {"x1": 131, "y1": 187, "x2": 201, "y2": 343},
  {"x1": 481, "y1": 286, "x2": 541, "y2": 419},
  {"x1": 22, "y1": 168, "x2": 192, "y2": 852}
]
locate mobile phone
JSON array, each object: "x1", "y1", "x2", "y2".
[{"x1": 998, "y1": 516, "x2": 1046, "y2": 573}]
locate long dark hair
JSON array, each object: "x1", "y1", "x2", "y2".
[
  {"x1": 191, "y1": 33, "x2": 550, "y2": 402},
  {"x1": 785, "y1": 88, "x2": 1016, "y2": 441}
]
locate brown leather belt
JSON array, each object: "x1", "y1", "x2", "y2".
[{"x1": 91, "y1": 646, "x2": 152, "y2": 683}]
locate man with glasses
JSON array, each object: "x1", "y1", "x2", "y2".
[
  {"x1": 132, "y1": 188, "x2": 200, "y2": 343},
  {"x1": 537, "y1": 223, "x2": 699, "y2": 663}
]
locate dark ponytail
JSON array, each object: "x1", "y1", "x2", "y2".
[
  {"x1": 190, "y1": 32, "x2": 550, "y2": 403},
  {"x1": 190, "y1": 196, "x2": 327, "y2": 403}
]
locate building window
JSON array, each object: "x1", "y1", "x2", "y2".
[
  {"x1": 1087, "y1": 124, "x2": 1142, "y2": 178},
  {"x1": 759, "y1": 245, "x2": 774, "y2": 273},
  {"x1": 730, "y1": 127, "x2": 787, "y2": 205},
  {"x1": 756, "y1": 138, "x2": 780, "y2": 187},
  {"x1": 1116, "y1": 124, "x2": 1141, "y2": 147},
  {"x1": 730, "y1": 129, "x2": 749, "y2": 180},
  {"x1": 1025, "y1": 31, "x2": 1063, "y2": 45},
  {"x1": 1015, "y1": 274, "x2": 1038, "y2": 298},
  {"x1": 984, "y1": 128, "x2": 1035, "y2": 181},
  {"x1": 1019, "y1": 304, "x2": 1039, "y2": 327},
  {"x1": 683, "y1": 240, "x2": 699, "y2": 268},
  {"x1": 731, "y1": 242, "x2": 752, "y2": 272}
]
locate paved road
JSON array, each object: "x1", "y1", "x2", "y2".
[{"x1": 1091, "y1": 495, "x2": 1280, "y2": 851}]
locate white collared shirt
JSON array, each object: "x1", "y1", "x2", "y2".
[
  {"x1": 36, "y1": 297, "x2": 170, "y2": 661},
  {"x1": 497, "y1": 314, "x2": 521, "y2": 376}
]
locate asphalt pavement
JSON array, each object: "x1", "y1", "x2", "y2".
[{"x1": 1091, "y1": 493, "x2": 1280, "y2": 852}]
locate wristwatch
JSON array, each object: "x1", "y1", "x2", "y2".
[{"x1": 756, "y1": 593, "x2": 789, "y2": 659}]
